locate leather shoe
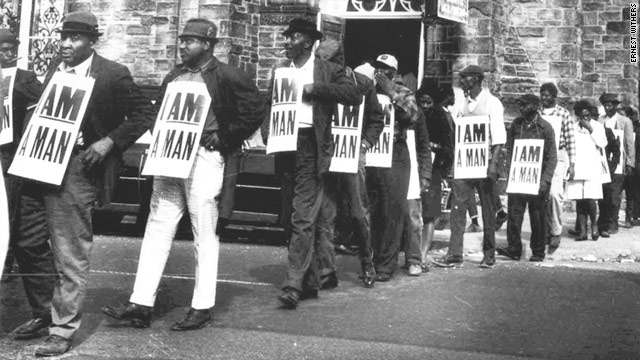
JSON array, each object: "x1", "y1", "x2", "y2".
[
  {"x1": 479, "y1": 256, "x2": 495, "y2": 268},
  {"x1": 529, "y1": 255, "x2": 544, "y2": 262},
  {"x1": 495, "y1": 211, "x2": 508, "y2": 231},
  {"x1": 35, "y1": 335, "x2": 71, "y2": 357},
  {"x1": 568, "y1": 229, "x2": 579, "y2": 236},
  {"x1": 496, "y1": 247, "x2": 521, "y2": 261},
  {"x1": 102, "y1": 302, "x2": 152, "y2": 328},
  {"x1": 431, "y1": 255, "x2": 463, "y2": 267},
  {"x1": 320, "y1": 272, "x2": 338, "y2": 290},
  {"x1": 360, "y1": 265, "x2": 376, "y2": 288},
  {"x1": 599, "y1": 231, "x2": 610, "y2": 238},
  {"x1": 375, "y1": 273, "x2": 392, "y2": 282},
  {"x1": 278, "y1": 288, "x2": 300, "y2": 309},
  {"x1": 12, "y1": 314, "x2": 51, "y2": 340},
  {"x1": 171, "y1": 308, "x2": 212, "y2": 331}
]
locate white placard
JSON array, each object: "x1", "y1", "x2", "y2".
[
  {"x1": 266, "y1": 68, "x2": 304, "y2": 154},
  {"x1": 612, "y1": 129, "x2": 624, "y2": 175},
  {"x1": 596, "y1": 145, "x2": 611, "y2": 184},
  {"x1": 329, "y1": 96, "x2": 364, "y2": 173},
  {"x1": 506, "y1": 139, "x2": 544, "y2": 195},
  {"x1": 0, "y1": 67, "x2": 16, "y2": 145},
  {"x1": 142, "y1": 82, "x2": 211, "y2": 178},
  {"x1": 0, "y1": 172, "x2": 8, "y2": 279},
  {"x1": 8, "y1": 72, "x2": 95, "y2": 185},
  {"x1": 406, "y1": 129, "x2": 420, "y2": 199},
  {"x1": 572, "y1": 132, "x2": 601, "y2": 181},
  {"x1": 453, "y1": 115, "x2": 490, "y2": 179},
  {"x1": 366, "y1": 94, "x2": 394, "y2": 168}
]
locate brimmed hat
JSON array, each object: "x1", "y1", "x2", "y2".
[
  {"x1": 459, "y1": 65, "x2": 484, "y2": 76},
  {"x1": 372, "y1": 54, "x2": 398, "y2": 71},
  {"x1": 0, "y1": 28, "x2": 19, "y2": 45},
  {"x1": 599, "y1": 93, "x2": 620, "y2": 104},
  {"x1": 282, "y1": 18, "x2": 322, "y2": 41},
  {"x1": 179, "y1": 18, "x2": 218, "y2": 41},
  {"x1": 516, "y1": 94, "x2": 540, "y2": 107},
  {"x1": 56, "y1": 11, "x2": 102, "y2": 36}
]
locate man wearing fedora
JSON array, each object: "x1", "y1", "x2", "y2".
[
  {"x1": 34, "y1": 11, "x2": 155, "y2": 357},
  {"x1": 597, "y1": 93, "x2": 635, "y2": 236},
  {"x1": 0, "y1": 28, "x2": 55, "y2": 341},
  {"x1": 273, "y1": 18, "x2": 360, "y2": 309},
  {"x1": 102, "y1": 18, "x2": 264, "y2": 329}
]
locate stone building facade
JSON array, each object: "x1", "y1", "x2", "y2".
[{"x1": 5, "y1": 0, "x2": 638, "y2": 117}]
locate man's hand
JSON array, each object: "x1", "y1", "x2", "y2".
[
  {"x1": 302, "y1": 84, "x2": 314, "y2": 100},
  {"x1": 81, "y1": 137, "x2": 114, "y2": 169},
  {"x1": 487, "y1": 161, "x2": 499, "y2": 182},
  {"x1": 374, "y1": 73, "x2": 394, "y2": 96},
  {"x1": 578, "y1": 119, "x2": 592, "y2": 133},
  {"x1": 420, "y1": 178, "x2": 431, "y2": 193},
  {"x1": 626, "y1": 165, "x2": 634, "y2": 175},
  {"x1": 539, "y1": 182, "x2": 550, "y2": 199},
  {"x1": 567, "y1": 163, "x2": 576, "y2": 180}
]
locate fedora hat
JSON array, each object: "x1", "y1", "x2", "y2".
[
  {"x1": 56, "y1": 11, "x2": 103, "y2": 36},
  {"x1": 282, "y1": 18, "x2": 322, "y2": 41}
]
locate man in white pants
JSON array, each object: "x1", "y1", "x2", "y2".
[{"x1": 102, "y1": 18, "x2": 264, "y2": 331}]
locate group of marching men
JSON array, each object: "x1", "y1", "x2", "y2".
[{"x1": 0, "y1": 12, "x2": 638, "y2": 357}]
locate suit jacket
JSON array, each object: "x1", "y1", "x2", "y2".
[
  {"x1": 598, "y1": 113, "x2": 636, "y2": 171},
  {"x1": 42, "y1": 53, "x2": 155, "y2": 205},
  {"x1": 354, "y1": 72, "x2": 384, "y2": 148}
]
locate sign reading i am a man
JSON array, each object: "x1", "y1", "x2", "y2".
[
  {"x1": 0, "y1": 67, "x2": 16, "y2": 145},
  {"x1": 9, "y1": 72, "x2": 94, "y2": 185},
  {"x1": 453, "y1": 115, "x2": 489, "y2": 179},
  {"x1": 506, "y1": 139, "x2": 544, "y2": 195},
  {"x1": 329, "y1": 96, "x2": 364, "y2": 173},
  {"x1": 142, "y1": 81, "x2": 210, "y2": 178},
  {"x1": 266, "y1": 68, "x2": 303, "y2": 154},
  {"x1": 366, "y1": 94, "x2": 394, "y2": 168}
]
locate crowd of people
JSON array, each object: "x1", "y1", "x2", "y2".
[{"x1": 0, "y1": 13, "x2": 638, "y2": 357}]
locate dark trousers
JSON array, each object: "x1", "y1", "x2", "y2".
[
  {"x1": 624, "y1": 172, "x2": 638, "y2": 221},
  {"x1": 1, "y1": 152, "x2": 55, "y2": 319},
  {"x1": 44, "y1": 155, "x2": 100, "y2": 339},
  {"x1": 368, "y1": 141, "x2": 411, "y2": 276},
  {"x1": 506, "y1": 194, "x2": 547, "y2": 258},
  {"x1": 317, "y1": 147, "x2": 373, "y2": 276},
  {"x1": 598, "y1": 174, "x2": 624, "y2": 232},
  {"x1": 283, "y1": 129, "x2": 325, "y2": 292},
  {"x1": 576, "y1": 199, "x2": 598, "y2": 237},
  {"x1": 449, "y1": 177, "x2": 497, "y2": 259}
]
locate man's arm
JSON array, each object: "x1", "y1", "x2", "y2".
[
  {"x1": 359, "y1": 77, "x2": 384, "y2": 149},
  {"x1": 623, "y1": 117, "x2": 636, "y2": 170},
  {"x1": 415, "y1": 110, "x2": 432, "y2": 190},
  {"x1": 540, "y1": 124, "x2": 558, "y2": 194},
  {"x1": 221, "y1": 67, "x2": 265, "y2": 147},
  {"x1": 307, "y1": 62, "x2": 360, "y2": 106}
]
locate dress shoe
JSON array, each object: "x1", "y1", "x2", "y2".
[
  {"x1": 591, "y1": 231, "x2": 599, "y2": 241},
  {"x1": 170, "y1": 308, "x2": 212, "y2": 331},
  {"x1": 609, "y1": 227, "x2": 618, "y2": 235},
  {"x1": 568, "y1": 229, "x2": 579, "y2": 236},
  {"x1": 529, "y1": 255, "x2": 544, "y2": 262},
  {"x1": 431, "y1": 255, "x2": 463, "y2": 267},
  {"x1": 575, "y1": 236, "x2": 589, "y2": 241},
  {"x1": 277, "y1": 288, "x2": 300, "y2": 309},
  {"x1": 599, "y1": 231, "x2": 610, "y2": 238},
  {"x1": 375, "y1": 273, "x2": 392, "y2": 282},
  {"x1": 35, "y1": 335, "x2": 71, "y2": 357},
  {"x1": 12, "y1": 314, "x2": 51, "y2": 340},
  {"x1": 624, "y1": 220, "x2": 633, "y2": 228},
  {"x1": 360, "y1": 265, "x2": 376, "y2": 288},
  {"x1": 479, "y1": 256, "x2": 495, "y2": 268},
  {"x1": 495, "y1": 211, "x2": 508, "y2": 231},
  {"x1": 496, "y1": 247, "x2": 521, "y2": 261},
  {"x1": 320, "y1": 272, "x2": 338, "y2": 290},
  {"x1": 102, "y1": 302, "x2": 152, "y2": 328},
  {"x1": 466, "y1": 223, "x2": 482, "y2": 233}
]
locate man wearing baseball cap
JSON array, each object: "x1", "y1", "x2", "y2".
[
  {"x1": 103, "y1": 18, "x2": 264, "y2": 330},
  {"x1": 0, "y1": 28, "x2": 55, "y2": 342},
  {"x1": 34, "y1": 11, "x2": 155, "y2": 356},
  {"x1": 597, "y1": 93, "x2": 635, "y2": 234},
  {"x1": 497, "y1": 94, "x2": 557, "y2": 262}
]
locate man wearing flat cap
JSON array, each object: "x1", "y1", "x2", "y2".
[
  {"x1": 271, "y1": 18, "x2": 360, "y2": 309},
  {"x1": 33, "y1": 11, "x2": 155, "y2": 357},
  {"x1": 497, "y1": 94, "x2": 557, "y2": 263},
  {"x1": 102, "y1": 18, "x2": 264, "y2": 330},
  {"x1": 0, "y1": 28, "x2": 55, "y2": 341},
  {"x1": 434, "y1": 64, "x2": 507, "y2": 268},
  {"x1": 597, "y1": 93, "x2": 635, "y2": 235}
]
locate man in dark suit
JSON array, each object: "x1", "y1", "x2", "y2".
[
  {"x1": 273, "y1": 18, "x2": 360, "y2": 309},
  {"x1": 33, "y1": 11, "x2": 155, "y2": 357},
  {"x1": 0, "y1": 28, "x2": 55, "y2": 341}
]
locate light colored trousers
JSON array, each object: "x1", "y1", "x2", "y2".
[
  {"x1": 547, "y1": 158, "x2": 566, "y2": 237},
  {"x1": 130, "y1": 148, "x2": 224, "y2": 310}
]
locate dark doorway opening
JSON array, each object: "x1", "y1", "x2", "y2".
[{"x1": 344, "y1": 19, "x2": 421, "y2": 77}]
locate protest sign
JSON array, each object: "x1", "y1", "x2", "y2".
[
  {"x1": 0, "y1": 67, "x2": 16, "y2": 145},
  {"x1": 266, "y1": 68, "x2": 303, "y2": 154},
  {"x1": 366, "y1": 94, "x2": 394, "y2": 167},
  {"x1": 406, "y1": 129, "x2": 420, "y2": 199},
  {"x1": 612, "y1": 129, "x2": 624, "y2": 175},
  {"x1": 596, "y1": 146, "x2": 611, "y2": 184},
  {"x1": 453, "y1": 115, "x2": 489, "y2": 179},
  {"x1": 329, "y1": 96, "x2": 364, "y2": 173},
  {"x1": 142, "y1": 82, "x2": 211, "y2": 178},
  {"x1": 8, "y1": 72, "x2": 94, "y2": 185},
  {"x1": 0, "y1": 170, "x2": 7, "y2": 279},
  {"x1": 572, "y1": 131, "x2": 601, "y2": 180},
  {"x1": 506, "y1": 139, "x2": 544, "y2": 195}
]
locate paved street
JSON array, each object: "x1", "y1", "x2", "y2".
[{"x1": 1, "y1": 215, "x2": 640, "y2": 359}]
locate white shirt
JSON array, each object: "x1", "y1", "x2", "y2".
[
  {"x1": 58, "y1": 52, "x2": 94, "y2": 77},
  {"x1": 291, "y1": 55, "x2": 314, "y2": 128}
]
